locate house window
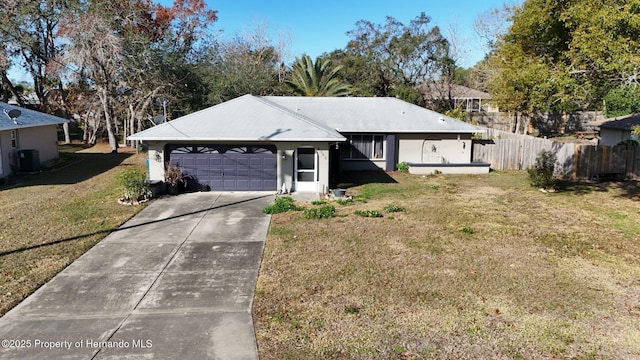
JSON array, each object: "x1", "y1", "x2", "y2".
[
  {"x1": 341, "y1": 135, "x2": 384, "y2": 160},
  {"x1": 10, "y1": 130, "x2": 18, "y2": 148}
]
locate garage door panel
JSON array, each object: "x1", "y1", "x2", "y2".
[{"x1": 168, "y1": 145, "x2": 277, "y2": 191}]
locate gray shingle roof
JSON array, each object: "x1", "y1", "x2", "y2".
[
  {"x1": 600, "y1": 113, "x2": 640, "y2": 131},
  {"x1": 129, "y1": 94, "x2": 483, "y2": 142},
  {"x1": 266, "y1": 96, "x2": 483, "y2": 133},
  {"x1": 0, "y1": 102, "x2": 67, "y2": 131}
]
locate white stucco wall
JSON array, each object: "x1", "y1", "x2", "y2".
[
  {"x1": 599, "y1": 128, "x2": 631, "y2": 146},
  {"x1": 17, "y1": 125, "x2": 60, "y2": 164},
  {"x1": 397, "y1": 133, "x2": 472, "y2": 164},
  {"x1": 0, "y1": 125, "x2": 60, "y2": 176}
]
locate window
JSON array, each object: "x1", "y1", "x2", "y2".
[
  {"x1": 10, "y1": 130, "x2": 18, "y2": 148},
  {"x1": 341, "y1": 135, "x2": 384, "y2": 160}
]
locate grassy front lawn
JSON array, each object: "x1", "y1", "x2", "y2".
[
  {"x1": 0, "y1": 144, "x2": 148, "y2": 316},
  {"x1": 254, "y1": 171, "x2": 640, "y2": 359}
]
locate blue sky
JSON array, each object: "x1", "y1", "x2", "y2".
[{"x1": 199, "y1": 0, "x2": 521, "y2": 67}]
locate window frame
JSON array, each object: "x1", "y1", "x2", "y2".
[{"x1": 340, "y1": 134, "x2": 385, "y2": 160}]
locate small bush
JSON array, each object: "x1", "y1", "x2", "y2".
[
  {"x1": 335, "y1": 198, "x2": 353, "y2": 205},
  {"x1": 263, "y1": 196, "x2": 304, "y2": 214},
  {"x1": 311, "y1": 200, "x2": 327, "y2": 205},
  {"x1": 303, "y1": 205, "x2": 335, "y2": 219},
  {"x1": 460, "y1": 226, "x2": 475, "y2": 235},
  {"x1": 344, "y1": 305, "x2": 361, "y2": 314},
  {"x1": 528, "y1": 150, "x2": 558, "y2": 190},
  {"x1": 118, "y1": 168, "x2": 148, "y2": 201},
  {"x1": 397, "y1": 161, "x2": 409, "y2": 173},
  {"x1": 354, "y1": 209, "x2": 383, "y2": 218},
  {"x1": 383, "y1": 204, "x2": 404, "y2": 213}
]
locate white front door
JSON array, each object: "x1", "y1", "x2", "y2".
[{"x1": 295, "y1": 147, "x2": 317, "y2": 192}]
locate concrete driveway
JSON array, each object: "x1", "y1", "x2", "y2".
[{"x1": 0, "y1": 192, "x2": 274, "y2": 359}]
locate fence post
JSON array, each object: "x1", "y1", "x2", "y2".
[{"x1": 572, "y1": 146, "x2": 578, "y2": 180}]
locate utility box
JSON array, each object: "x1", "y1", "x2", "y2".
[{"x1": 18, "y1": 150, "x2": 40, "y2": 172}]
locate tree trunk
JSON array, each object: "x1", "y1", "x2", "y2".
[
  {"x1": 56, "y1": 80, "x2": 72, "y2": 144},
  {"x1": 98, "y1": 87, "x2": 118, "y2": 153},
  {"x1": 1, "y1": 71, "x2": 25, "y2": 107},
  {"x1": 522, "y1": 115, "x2": 532, "y2": 135},
  {"x1": 63, "y1": 122, "x2": 71, "y2": 144},
  {"x1": 514, "y1": 112, "x2": 522, "y2": 134},
  {"x1": 560, "y1": 112, "x2": 567, "y2": 134}
]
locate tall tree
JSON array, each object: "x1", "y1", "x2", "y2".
[
  {"x1": 0, "y1": 0, "x2": 71, "y2": 110},
  {"x1": 205, "y1": 24, "x2": 287, "y2": 104},
  {"x1": 341, "y1": 13, "x2": 449, "y2": 102},
  {"x1": 285, "y1": 55, "x2": 351, "y2": 97},
  {"x1": 60, "y1": 12, "x2": 123, "y2": 152},
  {"x1": 57, "y1": 0, "x2": 217, "y2": 151},
  {"x1": 488, "y1": 0, "x2": 640, "y2": 125}
]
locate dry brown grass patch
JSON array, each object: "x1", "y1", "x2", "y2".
[{"x1": 255, "y1": 172, "x2": 640, "y2": 359}]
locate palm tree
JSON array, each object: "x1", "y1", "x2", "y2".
[{"x1": 285, "y1": 55, "x2": 351, "y2": 96}]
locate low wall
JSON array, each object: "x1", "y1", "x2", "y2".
[
  {"x1": 468, "y1": 111, "x2": 605, "y2": 134},
  {"x1": 407, "y1": 162, "x2": 491, "y2": 175}
]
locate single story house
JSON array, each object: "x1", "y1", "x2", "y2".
[
  {"x1": 0, "y1": 102, "x2": 67, "y2": 178},
  {"x1": 129, "y1": 95, "x2": 487, "y2": 194},
  {"x1": 417, "y1": 83, "x2": 498, "y2": 113},
  {"x1": 598, "y1": 114, "x2": 640, "y2": 146}
]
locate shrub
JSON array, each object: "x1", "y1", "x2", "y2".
[
  {"x1": 263, "y1": 196, "x2": 304, "y2": 214},
  {"x1": 311, "y1": 200, "x2": 327, "y2": 205},
  {"x1": 335, "y1": 198, "x2": 353, "y2": 205},
  {"x1": 396, "y1": 161, "x2": 409, "y2": 173},
  {"x1": 383, "y1": 204, "x2": 404, "y2": 213},
  {"x1": 354, "y1": 209, "x2": 383, "y2": 218},
  {"x1": 303, "y1": 205, "x2": 335, "y2": 219},
  {"x1": 118, "y1": 168, "x2": 148, "y2": 201},
  {"x1": 164, "y1": 164, "x2": 185, "y2": 187},
  {"x1": 527, "y1": 150, "x2": 558, "y2": 190},
  {"x1": 460, "y1": 226, "x2": 475, "y2": 235}
]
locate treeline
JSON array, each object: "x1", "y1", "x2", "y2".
[
  {"x1": 5, "y1": 0, "x2": 634, "y2": 150},
  {"x1": 480, "y1": 0, "x2": 640, "y2": 121}
]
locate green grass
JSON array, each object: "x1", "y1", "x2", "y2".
[
  {"x1": 0, "y1": 144, "x2": 148, "y2": 316},
  {"x1": 254, "y1": 171, "x2": 640, "y2": 359}
]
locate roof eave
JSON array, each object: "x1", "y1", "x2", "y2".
[
  {"x1": 1, "y1": 120, "x2": 68, "y2": 132},
  {"x1": 127, "y1": 136, "x2": 347, "y2": 142}
]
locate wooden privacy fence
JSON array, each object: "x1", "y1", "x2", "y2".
[{"x1": 472, "y1": 128, "x2": 640, "y2": 179}]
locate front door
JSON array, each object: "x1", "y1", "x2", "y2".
[{"x1": 295, "y1": 147, "x2": 317, "y2": 192}]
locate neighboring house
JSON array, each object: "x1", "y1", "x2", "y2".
[
  {"x1": 8, "y1": 93, "x2": 41, "y2": 107},
  {"x1": 0, "y1": 102, "x2": 67, "y2": 178},
  {"x1": 598, "y1": 113, "x2": 640, "y2": 146},
  {"x1": 129, "y1": 95, "x2": 487, "y2": 194},
  {"x1": 417, "y1": 83, "x2": 498, "y2": 113}
]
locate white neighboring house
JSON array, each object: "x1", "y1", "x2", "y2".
[
  {"x1": 128, "y1": 95, "x2": 488, "y2": 194},
  {"x1": 0, "y1": 102, "x2": 67, "y2": 178},
  {"x1": 598, "y1": 113, "x2": 640, "y2": 146}
]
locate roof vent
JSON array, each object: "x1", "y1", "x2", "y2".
[
  {"x1": 400, "y1": 110, "x2": 405, "y2": 115},
  {"x1": 439, "y1": 116, "x2": 445, "y2": 122}
]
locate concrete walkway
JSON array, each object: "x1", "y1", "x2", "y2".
[{"x1": 0, "y1": 192, "x2": 274, "y2": 359}]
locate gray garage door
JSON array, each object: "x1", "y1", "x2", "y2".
[{"x1": 168, "y1": 145, "x2": 277, "y2": 191}]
